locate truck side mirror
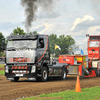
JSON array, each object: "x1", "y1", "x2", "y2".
[{"x1": 2, "y1": 39, "x2": 5, "y2": 50}]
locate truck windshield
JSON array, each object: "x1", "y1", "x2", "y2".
[
  {"x1": 7, "y1": 40, "x2": 37, "y2": 49},
  {"x1": 89, "y1": 41, "x2": 99, "y2": 47}
]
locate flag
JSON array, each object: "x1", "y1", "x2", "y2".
[
  {"x1": 55, "y1": 44, "x2": 61, "y2": 50},
  {"x1": 81, "y1": 49, "x2": 84, "y2": 55}
]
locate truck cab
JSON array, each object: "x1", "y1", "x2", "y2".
[
  {"x1": 3, "y1": 34, "x2": 67, "y2": 82},
  {"x1": 88, "y1": 35, "x2": 100, "y2": 60}
]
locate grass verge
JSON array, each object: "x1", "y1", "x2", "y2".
[
  {"x1": 21, "y1": 86, "x2": 100, "y2": 100},
  {"x1": 0, "y1": 70, "x2": 4, "y2": 75},
  {"x1": 0, "y1": 64, "x2": 4, "y2": 67}
]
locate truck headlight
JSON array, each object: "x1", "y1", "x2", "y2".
[
  {"x1": 5, "y1": 66, "x2": 9, "y2": 73},
  {"x1": 31, "y1": 65, "x2": 36, "y2": 73}
]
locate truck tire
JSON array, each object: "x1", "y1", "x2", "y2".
[
  {"x1": 61, "y1": 67, "x2": 67, "y2": 80},
  {"x1": 11, "y1": 77, "x2": 19, "y2": 82},
  {"x1": 40, "y1": 67, "x2": 48, "y2": 82}
]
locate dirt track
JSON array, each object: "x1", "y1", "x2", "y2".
[
  {"x1": 1, "y1": 67, "x2": 100, "y2": 100},
  {"x1": 0, "y1": 67, "x2": 4, "y2": 70}
]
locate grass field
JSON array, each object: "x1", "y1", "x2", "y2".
[
  {"x1": 21, "y1": 86, "x2": 100, "y2": 100},
  {"x1": 0, "y1": 70, "x2": 4, "y2": 75},
  {"x1": 0, "y1": 64, "x2": 4, "y2": 67}
]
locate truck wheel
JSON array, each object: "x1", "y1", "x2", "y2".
[
  {"x1": 61, "y1": 67, "x2": 67, "y2": 80},
  {"x1": 41, "y1": 67, "x2": 48, "y2": 82},
  {"x1": 11, "y1": 77, "x2": 19, "y2": 82}
]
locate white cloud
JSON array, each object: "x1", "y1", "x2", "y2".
[
  {"x1": 39, "y1": 23, "x2": 53, "y2": 34},
  {"x1": 70, "y1": 15, "x2": 94, "y2": 31},
  {"x1": 87, "y1": 26, "x2": 100, "y2": 34},
  {"x1": 74, "y1": 37, "x2": 88, "y2": 55},
  {"x1": 30, "y1": 24, "x2": 43, "y2": 30},
  {"x1": 34, "y1": 25, "x2": 43, "y2": 29}
]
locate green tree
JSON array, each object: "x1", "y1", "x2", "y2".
[
  {"x1": 57, "y1": 35, "x2": 75, "y2": 56},
  {"x1": 29, "y1": 31, "x2": 38, "y2": 35},
  {"x1": 49, "y1": 34, "x2": 75, "y2": 57},
  {"x1": 0, "y1": 32, "x2": 5, "y2": 52},
  {"x1": 49, "y1": 33, "x2": 58, "y2": 55},
  {"x1": 0, "y1": 52, "x2": 5, "y2": 57},
  {"x1": 13, "y1": 27, "x2": 26, "y2": 35},
  {"x1": 0, "y1": 32, "x2": 5, "y2": 57}
]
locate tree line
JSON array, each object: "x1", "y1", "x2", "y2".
[{"x1": 0, "y1": 27, "x2": 75, "y2": 57}]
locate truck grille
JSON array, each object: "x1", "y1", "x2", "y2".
[
  {"x1": 12, "y1": 66, "x2": 28, "y2": 69},
  {"x1": 9, "y1": 57, "x2": 31, "y2": 62}
]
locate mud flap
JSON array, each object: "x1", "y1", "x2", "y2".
[
  {"x1": 80, "y1": 66, "x2": 89, "y2": 78},
  {"x1": 80, "y1": 66, "x2": 84, "y2": 78}
]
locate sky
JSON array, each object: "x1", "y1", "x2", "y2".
[{"x1": 0, "y1": 0, "x2": 100, "y2": 54}]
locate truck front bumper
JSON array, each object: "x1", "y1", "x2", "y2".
[
  {"x1": 4, "y1": 64, "x2": 40, "y2": 79},
  {"x1": 5, "y1": 73, "x2": 37, "y2": 78}
]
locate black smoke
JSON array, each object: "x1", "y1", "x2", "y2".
[{"x1": 21, "y1": 0, "x2": 53, "y2": 32}]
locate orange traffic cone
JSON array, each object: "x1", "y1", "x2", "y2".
[{"x1": 75, "y1": 76, "x2": 81, "y2": 92}]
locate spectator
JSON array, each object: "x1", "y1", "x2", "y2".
[{"x1": 54, "y1": 58, "x2": 56, "y2": 62}]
